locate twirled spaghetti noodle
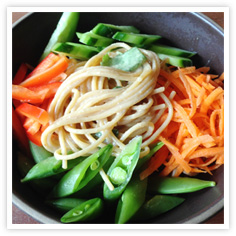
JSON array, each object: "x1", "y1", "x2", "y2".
[{"x1": 41, "y1": 43, "x2": 174, "y2": 168}]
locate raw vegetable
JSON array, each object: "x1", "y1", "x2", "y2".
[
  {"x1": 50, "y1": 145, "x2": 113, "y2": 198},
  {"x1": 101, "y1": 47, "x2": 146, "y2": 72},
  {"x1": 77, "y1": 31, "x2": 114, "y2": 47},
  {"x1": 115, "y1": 175, "x2": 147, "y2": 224},
  {"x1": 112, "y1": 31, "x2": 162, "y2": 46},
  {"x1": 12, "y1": 107, "x2": 30, "y2": 153},
  {"x1": 12, "y1": 63, "x2": 28, "y2": 85},
  {"x1": 46, "y1": 198, "x2": 86, "y2": 213},
  {"x1": 16, "y1": 103, "x2": 49, "y2": 126},
  {"x1": 91, "y1": 23, "x2": 140, "y2": 37},
  {"x1": 148, "y1": 176, "x2": 216, "y2": 194},
  {"x1": 133, "y1": 195, "x2": 185, "y2": 221},
  {"x1": 157, "y1": 53, "x2": 192, "y2": 67},
  {"x1": 141, "y1": 67, "x2": 224, "y2": 178},
  {"x1": 103, "y1": 136, "x2": 142, "y2": 200},
  {"x1": 21, "y1": 155, "x2": 87, "y2": 182},
  {"x1": 60, "y1": 198, "x2": 103, "y2": 223},
  {"x1": 40, "y1": 12, "x2": 80, "y2": 61},
  {"x1": 29, "y1": 141, "x2": 52, "y2": 163},
  {"x1": 52, "y1": 42, "x2": 99, "y2": 60},
  {"x1": 148, "y1": 44, "x2": 196, "y2": 58},
  {"x1": 20, "y1": 54, "x2": 69, "y2": 87}
]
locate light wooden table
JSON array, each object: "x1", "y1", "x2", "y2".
[{"x1": 12, "y1": 12, "x2": 224, "y2": 224}]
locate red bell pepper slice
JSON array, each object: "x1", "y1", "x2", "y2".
[
  {"x1": 12, "y1": 106, "x2": 30, "y2": 152},
  {"x1": 13, "y1": 63, "x2": 28, "y2": 85},
  {"x1": 23, "y1": 117, "x2": 41, "y2": 135},
  {"x1": 20, "y1": 54, "x2": 69, "y2": 87},
  {"x1": 12, "y1": 85, "x2": 48, "y2": 104},
  {"x1": 25, "y1": 53, "x2": 60, "y2": 79},
  {"x1": 16, "y1": 103, "x2": 49, "y2": 126},
  {"x1": 29, "y1": 82, "x2": 62, "y2": 100},
  {"x1": 26, "y1": 130, "x2": 43, "y2": 146}
]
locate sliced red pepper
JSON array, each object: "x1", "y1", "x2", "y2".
[
  {"x1": 29, "y1": 82, "x2": 62, "y2": 100},
  {"x1": 25, "y1": 53, "x2": 60, "y2": 79},
  {"x1": 26, "y1": 130, "x2": 43, "y2": 146},
  {"x1": 23, "y1": 117, "x2": 41, "y2": 135},
  {"x1": 16, "y1": 103, "x2": 49, "y2": 126},
  {"x1": 12, "y1": 85, "x2": 48, "y2": 104},
  {"x1": 13, "y1": 63, "x2": 28, "y2": 85},
  {"x1": 12, "y1": 106, "x2": 30, "y2": 152},
  {"x1": 20, "y1": 55, "x2": 69, "y2": 87}
]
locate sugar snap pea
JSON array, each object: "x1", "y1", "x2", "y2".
[
  {"x1": 115, "y1": 174, "x2": 147, "y2": 224},
  {"x1": 135, "y1": 141, "x2": 164, "y2": 171},
  {"x1": 103, "y1": 136, "x2": 142, "y2": 200},
  {"x1": 148, "y1": 176, "x2": 216, "y2": 194},
  {"x1": 132, "y1": 195, "x2": 185, "y2": 221},
  {"x1": 17, "y1": 152, "x2": 57, "y2": 193},
  {"x1": 29, "y1": 141, "x2": 52, "y2": 163},
  {"x1": 21, "y1": 155, "x2": 87, "y2": 182},
  {"x1": 60, "y1": 198, "x2": 103, "y2": 223},
  {"x1": 50, "y1": 144, "x2": 113, "y2": 198},
  {"x1": 46, "y1": 198, "x2": 86, "y2": 213}
]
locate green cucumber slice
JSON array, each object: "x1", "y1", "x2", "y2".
[
  {"x1": 157, "y1": 53, "x2": 193, "y2": 67},
  {"x1": 112, "y1": 32, "x2": 162, "y2": 46},
  {"x1": 76, "y1": 31, "x2": 114, "y2": 47},
  {"x1": 149, "y1": 44, "x2": 196, "y2": 58},
  {"x1": 92, "y1": 23, "x2": 140, "y2": 37},
  {"x1": 52, "y1": 42, "x2": 99, "y2": 60},
  {"x1": 40, "y1": 12, "x2": 80, "y2": 61}
]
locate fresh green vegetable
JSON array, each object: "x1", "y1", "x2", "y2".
[
  {"x1": 77, "y1": 31, "x2": 115, "y2": 47},
  {"x1": 136, "y1": 142, "x2": 164, "y2": 171},
  {"x1": 29, "y1": 141, "x2": 52, "y2": 163},
  {"x1": 50, "y1": 144, "x2": 113, "y2": 198},
  {"x1": 17, "y1": 152, "x2": 57, "y2": 192},
  {"x1": 148, "y1": 176, "x2": 216, "y2": 194},
  {"x1": 52, "y1": 42, "x2": 99, "y2": 60},
  {"x1": 72, "y1": 155, "x2": 116, "y2": 197},
  {"x1": 148, "y1": 44, "x2": 196, "y2": 58},
  {"x1": 101, "y1": 47, "x2": 146, "y2": 72},
  {"x1": 40, "y1": 12, "x2": 80, "y2": 61},
  {"x1": 91, "y1": 23, "x2": 140, "y2": 37},
  {"x1": 46, "y1": 198, "x2": 86, "y2": 213},
  {"x1": 157, "y1": 53, "x2": 193, "y2": 67},
  {"x1": 112, "y1": 32, "x2": 162, "y2": 46},
  {"x1": 104, "y1": 136, "x2": 142, "y2": 200},
  {"x1": 115, "y1": 175, "x2": 147, "y2": 224},
  {"x1": 61, "y1": 198, "x2": 103, "y2": 223},
  {"x1": 21, "y1": 155, "x2": 87, "y2": 182},
  {"x1": 133, "y1": 195, "x2": 185, "y2": 221}
]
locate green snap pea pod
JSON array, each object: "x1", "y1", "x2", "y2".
[
  {"x1": 17, "y1": 152, "x2": 57, "y2": 193},
  {"x1": 132, "y1": 195, "x2": 185, "y2": 221},
  {"x1": 46, "y1": 198, "x2": 86, "y2": 213},
  {"x1": 40, "y1": 12, "x2": 80, "y2": 61},
  {"x1": 135, "y1": 141, "x2": 164, "y2": 171},
  {"x1": 29, "y1": 141, "x2": 52, "y2": 163},
  {"x1": 60, "y1": 198, "x2": 103, "y2": 223},
  {"x1": 148, "y1": 176, "x2": 216, "y2": 194},
  {"x1": 103, "y1": 136, "x2": 142, "y2": 200},
  {"x1": 73, "y1": 155, "x2": 115, "y2": 197},
  {"x1": 21, "y1": 155, "x2": 87, "y2": 182},
  {"x1": 50, "y1": 144, "x2": 113, "y2": 198},
  {"x1": 115, "y1": 174, "x2": 147, "y2": 224}
]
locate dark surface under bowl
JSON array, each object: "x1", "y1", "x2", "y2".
[{"x1": 12, "y1": 12, "x2": 224, "y2": 224}]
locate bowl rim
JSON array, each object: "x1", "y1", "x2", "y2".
[{"x1": 12, "y1": 11, "x2": 224, "y2": 225}]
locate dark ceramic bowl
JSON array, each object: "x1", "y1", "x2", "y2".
[{"x1": 12, "y1": 12, "x2": 224, "y2": 224}]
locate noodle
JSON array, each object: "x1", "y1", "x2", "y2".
[{"x1": 41, "y1": 43, "x2": 173, "y2": 168}]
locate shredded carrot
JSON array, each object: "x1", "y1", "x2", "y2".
[{"x1": 140, "y1": 66, "x2": 224, "y2": 178}]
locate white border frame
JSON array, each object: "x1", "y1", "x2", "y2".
[{"x1": 7, "y1": 6, "x2": 229, "y2": 230}]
